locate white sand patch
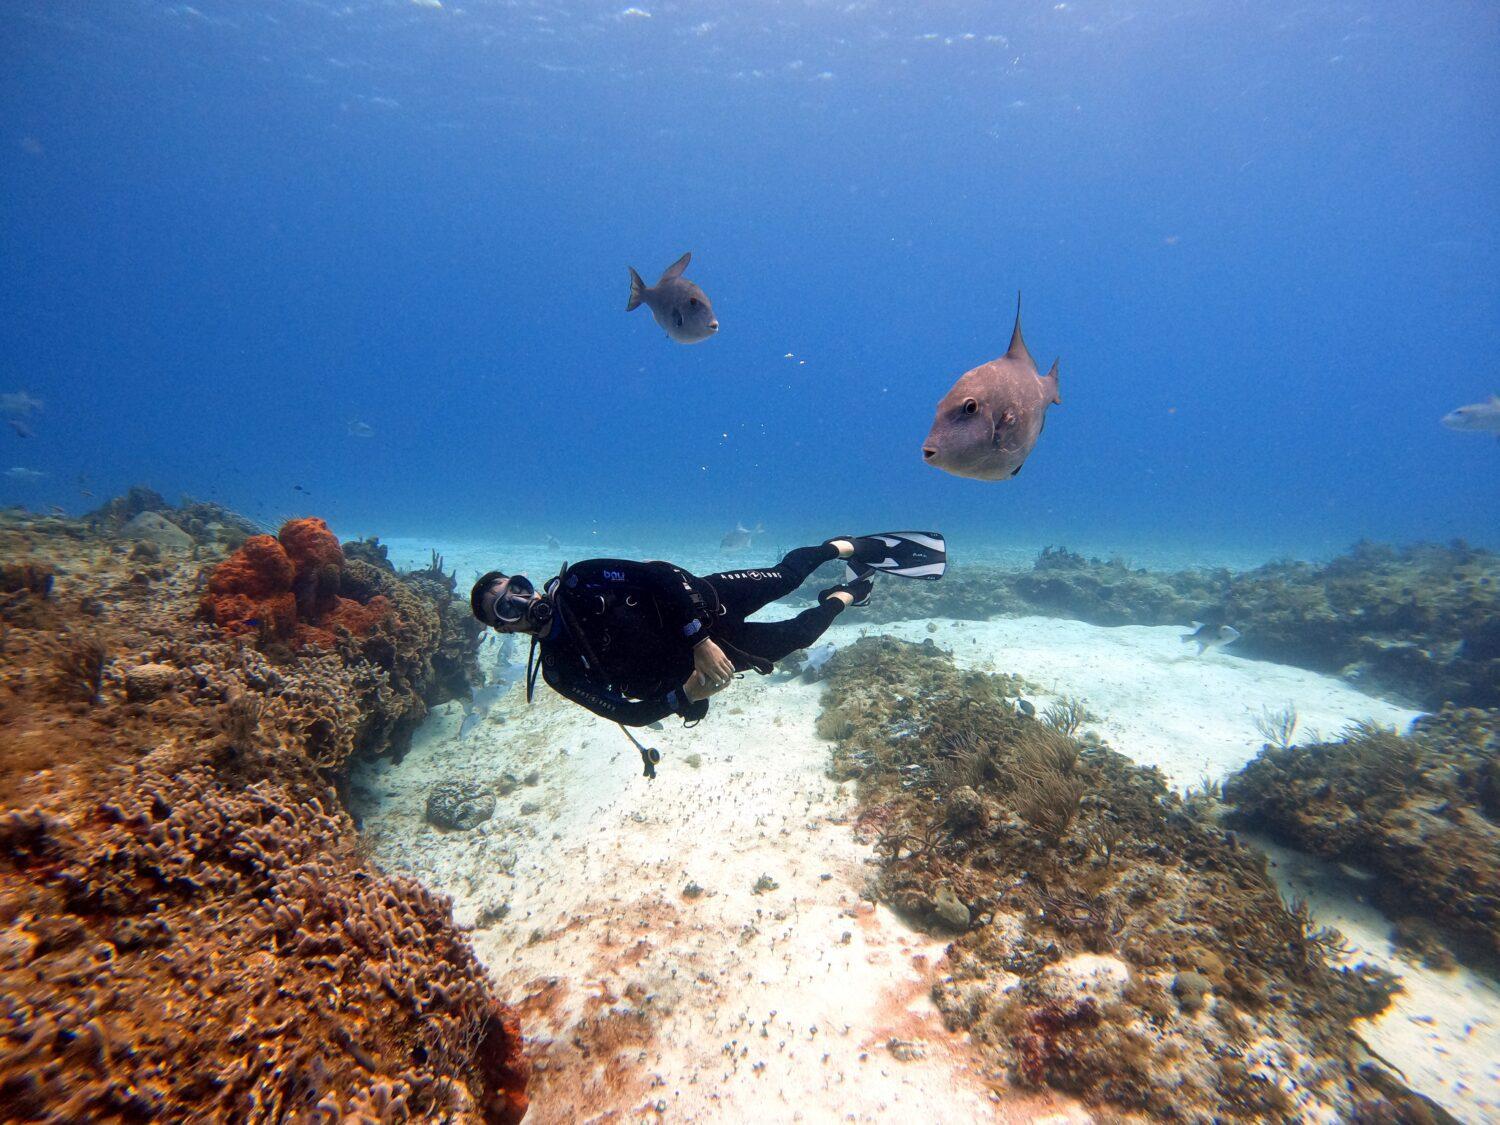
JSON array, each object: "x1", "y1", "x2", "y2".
[
  {"x1": 1255, "y1": 837, "x2": 1500, "y2": 1124},
  {"x1": 842, "y1": 616, "x2": 1420, "y2": 788},
  {"x1": 355, "y1": 671, "x2": 1086, "y2": 1123}
]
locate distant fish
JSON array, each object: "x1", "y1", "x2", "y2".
[
  {"x1": 293, "y1": 484, "x2": 309, "y2": 494},
  {"x1": 626, "y1": 252, "x2": 720, "y2": 344},
  {"x1": 720, "y1": 521, "x2": 764, "y2": 551},
  {"x1": 5, "y1": 467, "x2": 45, "y2": 482},
  {"x1": 544, "y1": 534, "x2": 562, "y2": 550},
  {"x1": 1441, "y1": 395, "x2": 1500, "y2": 440},
  {"x1": 1182, "y1": 622, "x2": 1241, "y2": 655},
  {"x1": 347, "y1": 420, "x2": 375, "y2": 438},
  {"x1": 1017, "y1": 699, "x2": 1036, "y2": 718},
  {"x1": 1, "y1": 392, "x2": 43, "y2": 419},
  {"x1": 458, "y1": 710, "x2": 482, "y2": 739},
  {"x1": 922, "y1": 294, "x2": 1060, "y2": 480},
  {"x1": 8, "y1": 419, "x2": 34, "y2": 439}
]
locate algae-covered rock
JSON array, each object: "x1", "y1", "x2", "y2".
[
  {"x1": 426, "y1": 780, "x2": 496, "y2": 831},
  {"x1": 1172, "y1": 970, "x2": 1212, "y2": 1013},
  {"x1": 123, "y1": 661, "x2": 180, "y2": 701},
  {"x1": 931, "y1": 884, "x2": 970, "y2": 931},
  {"x1": 120, "y1": 511, "x2": 193, "y2": 549},
  {"x1": 1225, "y1": 706, "x2": 1500, "y2": 971}
]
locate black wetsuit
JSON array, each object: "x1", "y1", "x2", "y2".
[{"x1": 536, "y1": 544, "x2": 845, "y2": 727}]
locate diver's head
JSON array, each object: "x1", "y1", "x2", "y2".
[{"x1": 471, "y1": 571, "x2": 552, "y2": 634}]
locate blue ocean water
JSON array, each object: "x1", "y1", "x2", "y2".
[{"x1": 2, "y1": 1, "x2": 1497, "y2": 562}]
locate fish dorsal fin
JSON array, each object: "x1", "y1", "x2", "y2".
[
  {"x1": 1006, "y1": 291, "x2": 1034, "y2": 366},
  {"x1": 1042, "y1": 357, "x2": 1061, "y2": 405},
  {"x1": 660, "y1": 252, "x2": 691, "y2": 283}
]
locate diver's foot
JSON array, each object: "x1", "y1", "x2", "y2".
[
  {"x1": 842, "y1": 531, "x2": 947, "y2": 581},
  {"x1": 819, "y1": 575, "x2": 874, "y2": 608},
  {"x1": 827, "y1": 538, "x2": 855, "y2": 559}
]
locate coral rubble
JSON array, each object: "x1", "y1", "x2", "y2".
[
  {"x1": 1225, "y1": 707, "x2": 1500, "y2": 973},
  {"x1": 0, "y1": 501, "x2": 526, "y2": 1121},
  {"x1": 818, "y1": 635, "x2": 1446, "y2": 1120}
]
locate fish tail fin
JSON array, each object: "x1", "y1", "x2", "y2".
[
  {"x1": 1180, "y1": 633, "x2": 1195, "y2": 644},
  {"x1": 626, "y1": 267, "x2": 646, "y2": 311},
  {"x1": 1044, "y1": 357, "x2": 1061, "y2": 405}
]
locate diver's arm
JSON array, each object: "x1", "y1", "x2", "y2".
[
  {"x1": 567, "y1": 558, "x2": 716, "y2": 642},
  {"x1": 542, "y1": 661, "x2": 707, "y2": 727}
]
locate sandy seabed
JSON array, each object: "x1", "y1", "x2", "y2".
[{"x1": 356, "y1": 608, "x2": 1498, "y2": 1123}]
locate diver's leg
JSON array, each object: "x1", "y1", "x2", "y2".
[
  {"x1": 706, "y1": 543, "x2": 842, "y2": 619},
  {"x1": 724, "y1": 598, "x2": 846, "y2": 666}
]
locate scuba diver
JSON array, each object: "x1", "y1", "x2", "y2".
[{"x1": 469, "y1": 533, "x2": 946, "y2": 776}]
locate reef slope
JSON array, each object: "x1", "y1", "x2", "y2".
[{"x1": 0, "y1": 505, "x2": 527, "y2": 1122}]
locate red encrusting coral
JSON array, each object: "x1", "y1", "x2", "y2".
[{"x1": 199, "y1": 517, "x2": 390, "y2": 648}]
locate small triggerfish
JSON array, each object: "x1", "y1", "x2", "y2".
[
  {"x1": 627, "y1": 252, "x2": 719, "y2": 344},
  {"x1": 720, "y1": 522, "x2": 764, "y2": 551},
  {"x1": 1441, "y1": 395, "x2": 1500, "y2": 440},
  {"x1": 922, "y1": 295, "x2": 1060, "y2": 480},
  {"x1": 1182, "y1": 622, "x2": 1241, "y2": 655}
]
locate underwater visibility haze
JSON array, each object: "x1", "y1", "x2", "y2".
[
  {"x1": 3, "y1": 0, "x2": 1498, "y2": 554},
  {"x1": 2, "y1": 2, "x2": 1499, "y2": 1123}
]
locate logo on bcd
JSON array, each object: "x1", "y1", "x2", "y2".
[{"x1": 603, "y1": 569, "x2": 625, "y2": 581}]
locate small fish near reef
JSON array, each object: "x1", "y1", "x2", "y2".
[
  {"x1": 720, "y1": 522, "x2": 764, "y2": 551},
  {"x1": 627, "y1": 252, "x2": 719, "y2": 344},
  {"x1": 1182, "y1": 622, "x2": 1241, "y2": 655},
  {"x1": 922, "y1": 295, "x2": 1060, "y2": 480},
  {"x1": 1441, "y1": 395, "x2": 1500, "y2": 440}
]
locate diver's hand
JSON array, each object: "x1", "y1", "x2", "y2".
[
  {"x1": 683, "y1": 671, "x2": 730, "y2": 703},
  {"x1": 693, "y1": 637, "x2": 735, "y2": 687}
]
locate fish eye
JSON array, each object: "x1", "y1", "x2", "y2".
[
  {"x1": 963, "y1": 399, "x2": 978, "y2": 415},
  {"x1": 689, "y1": 297, "x2": 700, "y2": 307}
]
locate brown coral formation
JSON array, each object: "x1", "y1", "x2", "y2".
[
  {"x1": 0, "y1": 502, "x2": 526, "y2": 1121},
  {"x1": 1225, "y1": 707, "x2": 1500, "y2": 974},
  {"x1": 818, "y1": 635, "x2": 1444, "y2": 1121}
]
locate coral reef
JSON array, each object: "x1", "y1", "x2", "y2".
[
  {"x1": 427, "y1": 781, "x2": 497, "y2": 831},
  {"x1": 1225, "y1": 707, "x2": 1500, "y2": 973},
  {"x1": 0, "y1": 500, "x2": 526, "y2": 1121},
  {"x1": 818, "y1": 635, "x2": 1444, "y2": 1120},
  {"x1": 829, "y1": 540, "x2": 1499, "y2": 709},
  {"x1": 1222, "y1": 542, "x2": 1500, "y2": 709},
  {"x1": 84, "y1": 485, "x2": 263, "y2": 548}
]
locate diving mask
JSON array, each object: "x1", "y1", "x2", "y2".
[{"x1": 482, "y1": 573, "x2": 538, "y2": 628}]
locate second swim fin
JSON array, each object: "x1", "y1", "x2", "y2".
[{"x1": 844, "y1": 531, "x2": 946, "y2": 581}]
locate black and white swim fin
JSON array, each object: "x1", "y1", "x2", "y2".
[{"x1": 843, "y1": 531, "x2": 947, "y2": 582}]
